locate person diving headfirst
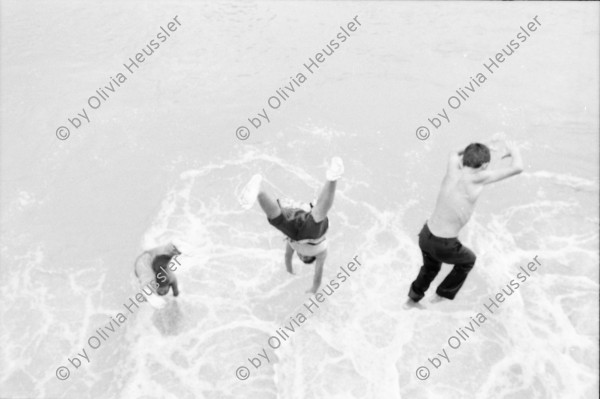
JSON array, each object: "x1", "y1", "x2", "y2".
[{"x1": 239, "y1": 157, "x2": 344, "y2": 293}]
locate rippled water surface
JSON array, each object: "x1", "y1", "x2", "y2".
[{"x1": 1, "y1": 1, "x2": 598, "y2": 399}]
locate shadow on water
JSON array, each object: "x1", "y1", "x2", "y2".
[{"x1": 152, "y1": 300, "x2": 184, "y2": 336}]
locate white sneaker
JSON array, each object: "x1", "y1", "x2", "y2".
[
  {"x1": 326, "y1": 157, "x2": 344, "y2": 181},
  {"x1": 238, "y1": 174, "x2": 262, "y2": 210}
]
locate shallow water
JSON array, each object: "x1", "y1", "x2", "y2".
[{"x1": 0, "y1": 1, "x2": 598, "y2": 399}]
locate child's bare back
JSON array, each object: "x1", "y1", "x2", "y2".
[{"x1": 428, "y1": 141, "x2": 524, "y2": 238}]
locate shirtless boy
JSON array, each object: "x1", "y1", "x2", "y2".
[
  {"x1": 408, "y1": 140, "x2": 523, "y2": 302},
  {"x1": 239, "y1": 157, "x2": 344, "y2": 293}
]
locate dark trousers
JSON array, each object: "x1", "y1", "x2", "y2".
[{"x1": 408, "y1": 223, "x2": 476, "y2": 301}]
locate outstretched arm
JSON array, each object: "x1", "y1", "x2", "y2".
[
  {"x1": 170, "y1": 276, "x2": 179, "y2": 297},
  {"x1": 285, "y1": 242, "x2": 295, "y2": 275},
  {"x1": 474, "y1": 141, "x2": 524, "y2": 185},
  {"x1": 306, "y1": 250, "x2": 326, "y2": 293}
]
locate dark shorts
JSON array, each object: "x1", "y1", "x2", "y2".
[{"x1": 268, "y1": 205, "x2": 329, "y2": 241}]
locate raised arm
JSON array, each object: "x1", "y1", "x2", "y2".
[
  {"x1": 482, "y1": 136, "x2": 511, "y2": 160},
  {"x1": 285, "y1": 241, "x2": 295, "y2": 275},
  {"x1": 474, "y1": 141, "x2": 524, "y2": 185},
  {"x1": 307, "y1": 250, "x2": 326, "y2": 293},
  {"x1": 447, "y1": 146, "x2": 465, "y2": 174}
]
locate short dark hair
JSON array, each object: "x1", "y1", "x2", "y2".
[
  {"x1": 462, "y1": 143, "x2": 490, "y2": 168},
  {"x1": 301, "y1": 256, "x2": 316, "y2": 264}
]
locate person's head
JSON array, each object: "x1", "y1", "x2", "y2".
[
  {"x1": 297, "y1": 253, "x2": 316, "y2": 264},
  {"x1": 462, "y1": 143, "x2": 491, "y2": 169},
  {"x1": 156, "y1": 284, "x2": 170, "y2": 296}
]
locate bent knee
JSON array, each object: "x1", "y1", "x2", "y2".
[
  {"x1": 458, "y1": 254, "x2": 476, "y2": 270},
  {"x1": 463, "y1": 248, "x2": 476, "y2": 266}
]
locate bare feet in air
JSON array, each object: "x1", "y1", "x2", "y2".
[
  {"x1": 238, "y1": 174, "x2": 262, "y2": 210},
  {"x1": 326, "y1": 157, "x2": 344, "y2": 181}
]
